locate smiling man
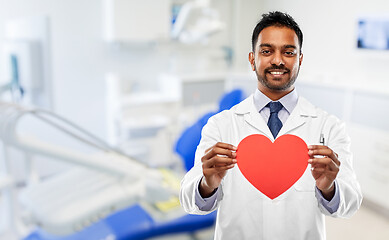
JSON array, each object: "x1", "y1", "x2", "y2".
[
  {"x1": 180, "y1": 11, "x2": 362, "y2": 240},
  {"x1": 250, "y1": 26, "x2": 302, "y2": 97}
]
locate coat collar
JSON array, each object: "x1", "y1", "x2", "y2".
[
  {"x1": 234, "y1": 94, "x2": 317, "y2": 140},
  {"x1": 253, "y1": 88, "x2": 298, "y2": 115}
]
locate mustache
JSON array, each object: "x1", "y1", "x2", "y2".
[{"x1": 265, "y1": 65, "x2": 290, "y2": 73}]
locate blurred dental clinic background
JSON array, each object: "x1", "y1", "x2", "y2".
[{"x1": 0, "y1": 0, "x2": 388, "y2": 239}]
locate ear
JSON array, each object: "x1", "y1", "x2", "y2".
[
  {"x1": 248, "y1": 52, "x2": 255, "y2": 71},
  {"x1": 299, "y1": 52, "x2": 303, "y2": 66}
]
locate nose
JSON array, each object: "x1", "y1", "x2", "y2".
[{"x1": 270, "y1": 51, "x2": 284, "y2": 66}]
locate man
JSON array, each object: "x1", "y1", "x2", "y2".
[{"x1": 180, "y1": 11, "x2": 362, "y2": 240}]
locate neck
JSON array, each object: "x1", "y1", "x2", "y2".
[{"x1": 258, "y1": 87, "x2": 294, "y2": 101}]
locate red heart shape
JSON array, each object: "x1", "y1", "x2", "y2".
[{"x1": 236, "y1": 134, "x2": 309, "y2": 199}]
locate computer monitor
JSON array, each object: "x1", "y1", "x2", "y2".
[{"x1": 357, "y1": 16, "x2": 389, "y2": 50}]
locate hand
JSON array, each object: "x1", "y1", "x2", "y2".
[
  {"x1": 199, "y1": 142, "x2": 237, "y2": 198},
  {"x1": 308, "y1": 145, "x2": 340, "y2": 200}
]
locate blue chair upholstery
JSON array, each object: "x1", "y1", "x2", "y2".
[
  {"x1": 175, "y1": 111, "x2": 216, "y2": 171},
  {"x1": 105, "y1": 204, "x2": 216, "y2": 240},
  {"x1": 24, "y1": 204, "x2": 217, "y2": 240},
  {"x1": 175, "y1": 89, "x2": 244, "y2": 172},
  {"x1": 218, "y1": 89, "x2": 244, "y2": 112}
]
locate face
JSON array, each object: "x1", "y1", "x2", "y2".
[{"x1": 249, "y1": 26, "x2": 303, "y2": 95}]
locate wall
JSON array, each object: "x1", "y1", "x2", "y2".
[
  {"x1": 259, "y1": 0, "x2": 389, "y2": 84},
  {"x1": 1, "y1": 0, "x2": 388, "y2": 137},
  {"x1": 0, "y1": 0, "x2": 109, "y2": 138}
]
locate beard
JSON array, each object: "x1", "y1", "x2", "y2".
[{"x1": 255, "y1": 64, "x2": 299, "y2": 91}]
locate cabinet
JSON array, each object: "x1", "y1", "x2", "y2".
[
  {"x1": 103, "y1": 0, "x2": 171, "y2": 43},
  {"x1": 105, "y1": 72, "x2": 226, "y2": 167}
]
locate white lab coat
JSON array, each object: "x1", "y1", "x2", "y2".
[{"x1": 180, "y1": 95, "x2": 362, "y2": 240}]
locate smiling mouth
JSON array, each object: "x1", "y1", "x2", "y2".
[{"x1": 267, "y1": 70, "x2": 289, "y2": 77}]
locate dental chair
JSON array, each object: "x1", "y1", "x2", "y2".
[
  {"x1": 175, "y1": 88, "x2": 244, "y2": 172},
  {"x1": 1, "y1": 88, "x2": 243, "y2": 240},
  {"x1": 218, "y1": 89, "x2": 244, "y2": 112},
  {"x1": 0, "y1": 102, "x2": 216, "y2": 240}
]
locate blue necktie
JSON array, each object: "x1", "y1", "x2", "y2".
[{"x1": 267, "y1": 101, "x2": 283, "y2": 138}]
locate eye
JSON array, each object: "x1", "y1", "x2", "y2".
[
  {"x1": 260, "y1": 50, "x2": 271, "y2": 55},
  {"x1": 284, "y1": 51, "x2": 296, "y2": 56}
]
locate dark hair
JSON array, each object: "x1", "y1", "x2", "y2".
[{"x1": 251, "y1": 11, "x2": 303, "y2": 53}]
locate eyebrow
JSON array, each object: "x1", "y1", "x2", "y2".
[
  {"x1": 259, "y1": 43, "x2": 273, "y2": 48},
  {"x1": 284, "y1": 45, "x2": 297, "y2": 49},
  {"x1": 259, "y1": 43, "x2": 297, "y2": 49}
]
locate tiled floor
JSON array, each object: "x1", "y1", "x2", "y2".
[
  {"x1": 326, "y1": 203, "x2": 389, "y2": 240},
  {"x1": 153, "y1": 203, "x2": 389, "y2": 240},
  {"x1": 1, "y1": 204, "x2": 388, "y2": 240}
]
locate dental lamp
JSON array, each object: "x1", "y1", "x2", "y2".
[
  {"x1": 171, "y1": 0, "x2": 225, "y2": 44},
  {"x1": 0, "y1": 102, "x2": 167, "y2": 236}
]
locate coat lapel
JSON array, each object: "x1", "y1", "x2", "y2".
[
  {"x1": 278, "y1": 96, "x2": 318, "y2": 137},
  {"x1": 234, "y1": 95, "x2": 273, "y2": 139},
  {"x1": 234, "y1": 95, "x2": 317, "y2": 140}
]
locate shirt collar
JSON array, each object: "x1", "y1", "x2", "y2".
[{"x1": 253, "y1": 88, "x2": 299, "y2": 114}]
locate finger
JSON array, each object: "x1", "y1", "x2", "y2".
[
  {"x1": 309, "y1": 157, "x2": 339, "y2": 171},
  {"x1": 205, "y1": 142, "x2": 237, "y2": 154},
  {"x1": 311, "y1": 167, "x2": 326, "y2": 173},
  {"x1": 308, "y1": 145, "x2": 340, "y2": 165},
  {"x1": 332, "y1": 154, "x2": 340, "y2": 166},
  {"x1": 203, "y1": 146, "x2": 237, "y2": 161},
  {"x1": 311, "y1": 167, "x2": 337, "y2": 181},
  {"x1": 308, "y1": 145, "x2": 329, "y2": 150},
  {"x1": 214, "y1": 164, "x2": 235, "y2": 171},
  {"x1": 202, "y1": 149, "x2": 236, "y2": 163},
  {"x1": 311, "y1": 167, "x2": 337, "y2": 180},
  {"x1": 203, "y1": 164, "x2": 235, "y2": 175},
  {"x1": 203, "y1": 156, "x2": 237, "y2": 169},
  {"x1": 205, "y1": 146, "x2": 213, "y2": 154},
  {"x1": 310, "y1": 162, "x2": 327, "y2": 169},
  {"x1": 309, "y1": 157, "x2": 331, "y2": 165},
  {"x1": 309, "y1": 157, "x2": 333, "y2": 166},
  {"x1": 327, "y1": 160, "x2": 340, "y2": 172},
  {"x1": 308, "y1": 146, "x2": 332, "y2": 157},
  {"x1": 214, "y1": 162, "x2": 236, "y2": 168},
  {"x1": 215, "y1": 142, "x2": 237, "y2": 151}
]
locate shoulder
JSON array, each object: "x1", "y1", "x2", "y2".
[
  {"x1": 299, "y1": 96, "x2": 346, "y2": 132},
  {"x1": 209, "y1": 94, "x2": 253, "y2": 122}
]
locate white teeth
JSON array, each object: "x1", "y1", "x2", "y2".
[{"x1": 270, "y1": 72, "x2": 284, "y2": 75}]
